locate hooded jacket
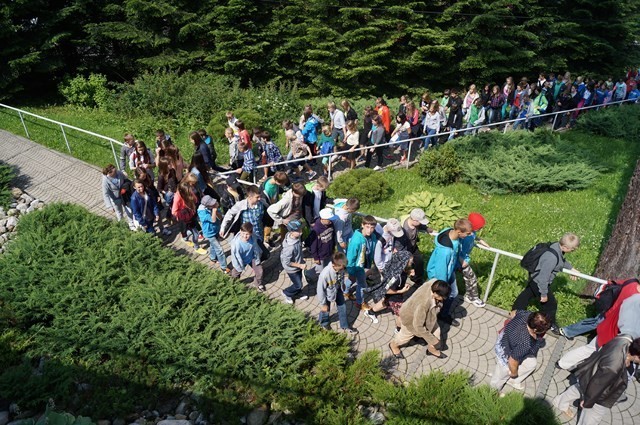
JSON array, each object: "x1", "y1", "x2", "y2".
[
  {"x1": 426, "y1": 228, "x2": 460, "y2": 285},
  {"x1": 281, "y1": 233, "x2": 303, "y2": 274},
  {"x1": 346, "y1": 230, "x2": 377, "y2": 275}
]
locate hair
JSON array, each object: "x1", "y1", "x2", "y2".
[
  {"x1": 346, "y1": 197, "x2": 360, "y2": 211},
  {"x1": 240, "y1": 222, "x2": 254, "y2": 234},
  {"x1": 303, "y1": 110, "x2": 312, "y2": 120},
  {"x1": 630, "y1": 338, "x2": 640, "y2": 357},
  {"x1": 197, "y1": 129, "x2": 208, "y2": 138},
  {"x1": 292, "y1": 182, "x2": 307, "y2": 197},
  {"x1": 156, "y1": 129, "x2": 166, "y2": 137},
  {"x1": 376, "y1": 97, "x2": 387, "y2": 106},
  {"x1": 163, "y1": 143, "x2": 179, "y2": 165},
  {"x1": 560, "y1": 232, "x2": 580, "y2": 249},
  {"x1": 177, "y1": 181, "x2": 196, "y2": 210},
  {"x1": 332, "y1": 252, "x2": 347, "y2": 268},
  {"x1": 134, "y1": 167, "x2": 152, "y2": 188},
  {"x1": 322, "y1": 124, "x2": 331, "y2": 136},
  {"x1": 182, "y1": 172, "x2": 199, "y2": 187},
  {"x1": 133, "y1": 178, "x2": 146, "y2": 187},
  {"x1": 238, "y1": 142, "x2": 248, "y2": 152},
  {"x1": 226, "y1": 111, "x2": 234, "y2": 118},
  {"x1": 245, "y1": 185, "x2": 260, "y2": 197},
  {"x1": 364, "y1": 105, "x2": 373, "y2": 118},
  {"x1": 133, "y1": 141, "x2": 151, "y2": 164},
  {"x1": 327, "y1": 101, "x2": 336, "y2": 109},
  {"x1": 282, "y1": 120, "x2": 293, "y2": 130},
  {"x1": 396, "y1": 113, "x2": 407, "y2": 124},
  {"x1": 236, "y1": 120, "x2": 245, "y2": 131},
  {"x1": 406, "y1": 101, "x2": 416, "y2": 113},
  {"x1": 225, "y1": 127, "x2": 234, "y2": 136},
  {"x1": 261, "y1": 130, "x2": 271, "y2": 141},
  {"x1": 346, "y1": 120, "x2": 357, "y2": 132},
  {"x1": 341, "y1": 100, "x2": 351, "y2": 110},
  {"x1": 527, "y1": 312, "x2": 552, "y2": 334},
  {"x1": 431, "y1": 280, "x2": 452, "y2": 298},
  {"x1": 362, "y1": 215, "x2": 377, "y2": 226},
  {"x1": 454, "y1": 218, "x2": 473, "y2": 232},
  {"x1": 157, "y1": 156, "x2": 172, "y2": 178},
  {"x1": 124, "y1": 133, "x2": 135, "y2": 143},
  {"x1": 285, "y1": 129, "x2": 297, "y2": 142},
  {"x1": 372, "y1": 114, "x2": 382, "y2": 124},
  {"x1": 273, "y1": 171, "x2": 289, "y2": 185},
  {"x1": 102, "y1": 164, "x2": 116, "y2": 175},
  {"x1": 189, "y1": 131, "x2": 202, "y2": 146},
  {"x1": 316, "y1": 175, "x2": 330, "y2": 189},
  {"x1": 189, "y1": 152, "x2": 211, "y2": 185}
]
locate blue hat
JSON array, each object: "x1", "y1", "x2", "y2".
[{"x1": 286, "y1": 220, "x2": 302, "y2": 232}]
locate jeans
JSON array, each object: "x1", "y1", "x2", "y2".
[
  {"x1": 207, "y1": 236, "x2": 227, "y2": 268},
  {"x1": 464, "y1": 121, "x2": 479, "y2": 136},
  {"x1": 164, "y1": 191, "x2": 174, "y2": 210},
  {"x1": 561, "y1": 314, "x2": 604, "y2": 338},
  {"x1": 349, "y1": 268, "x2": 367, "y2": 304},
  {"x1": 509, "y1": 106, "x2": 520, "y2": 120},
  {"x1": 440, "y1": 277, "x2": 459, "y2": 318},
  {"x1": 331, "y1": 128, "x2": 344, "y2": 143},
  {"x1": 488, "y1": 107, "x2": 502, "y2": 124},
  {"x1": 423, "y1": 128, "x2": 438, "y2": 149},
  {"x1": 283, "y1": 270, "x2": 304, "y2": 297},
  {"x1": 318, "y1": 291, "x2": 349, "y2": 329},
  {"x1": 513, "y1": 118, "x2": 526, "y2": 130}
]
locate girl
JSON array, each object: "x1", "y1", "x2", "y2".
[
  {"x1": 366, "y1": 115, "x2": 386, "y2": 170},
  {"x1": 406, "y1": 101, "x2": 421, "y2": 139},
  {"x1": 236, "y1": 120, "x2": 252, "y2": 149},
  {"x1": 488, "y1": 85, "x2": 505, "y2": 124},
  {"x1": 189, "y1": 131, "x2": 213, "y2": 171},
  {"x1": 463, "y1": 84, "x2": 479, "y2": 115},
  {"x1": 189, "y1": 152, "x2": 216, "y2": 199},
  {"x1": 357, "y1": 107, "x2": 373, "y2": 164},
  {"x1": 422, "y1": 104, "x2": 441, "y2": 149},
  {"x1": 156, "y1": 156, "x2": 178, "y2": 223},
  {"x1": 134, "y1": 167, "x2": 171, "y2": 236},
  {"x1": 390, "y1": 114, "x2": 410, "y2": 163},
  {"x1": 342, "y1": 99, "x2": 358, "y2": 122},
  {"x1": 343, "y1": 120, "x2": 360, "y2": 170},
  {"x1": 287, "y1": 130, "x2": 316, "y2": 180},
  {"x1": 101, "y1": 164, "x2": 134, "y2": 228},
  {"x1": 172, "y1": 178, "x2": 205, "y2": 254},
  {"x1": 129, "y1": 140, "x2": 155, "y2": 181},
  {"x1": 225, "y1": 127, "x2": 241, "y2": 169}
]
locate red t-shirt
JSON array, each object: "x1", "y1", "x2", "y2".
[
  {"x1": 239, "y1": 130, "x2": 252, "y2": 149},
  {"x1": 596, "y1": 282, "x2": 640, "y2": 346}
]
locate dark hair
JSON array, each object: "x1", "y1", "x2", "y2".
[
  {"x1": 197, "y1": 128, "x2": 208, "y2": 138},
  {"x1": 134, "y1": 167, "x2": 152, "y2": 188},
  {"x1": 189, "y1": 152, "x2": 211, "y2": 185},
  {"x1": 346, "y1": 197, "x2": 360, "y2": 210},
  {"x1": 245, "y1": 185, "x2": 260, "y2": 197},
  {"x1": 431, "y1": 280, "x2": 452, "y2": 298},
  {"x1": 273, "y1": 171, "x2": 289, "y2": 185},
  {"x1": 376, "y1": 97, "x2": 387, "y2": 106},
  {"x1": 189, "y1": 131, "x2": 202, "y2": 146},
  {"x1": 236, "y1": 120, "x2": 245, "y2": 131},
  {"x1": 630, "y1": 338, "x2": 640, "y2": 357},
  {"x1": 396, "y1": 113, "x2": 406, "y2": 124},
  {"x1": 177, "y1": 181, "x2": 196, "y2": 210},
  {"x1": 156, "y1": 129, "x2": 166, "y2": 136},
  {"x1": 292, "y1": 182, "x2": 307, "y2": 196},
  {"x1": 240, "y1": 222, "x2": 254, "y2": 233},
  {"x1": 362, "y1": 215, "x2": 377, "y2": 226},
  {"x1": 332, "y1": 252, "x2": 347, "y2": 267},
  {"x1": 527, "y1": 312, "x2": 552, "y2": 334},
  {"x1": 133, "y1": 141, "x2": 151, "y2": 164},
  {"x1": 133, "y1": 178, "x2": 146, "y2": 187},
  {"x1": 261, "y1": 130, "x2": 271, "y2": 141},
  {"x1": 102, "y1": 164, "x2": 116, "y2": 175}
]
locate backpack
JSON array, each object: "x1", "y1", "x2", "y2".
[
  {"x1": 593, "y1": 278, "x2": 639, "y2": 314},
  {"x1": 120, "y1": 179, "x2": 134, "y2": 204},
  {"x1": 520, "y1": 242, "x2": 559, "y2": 275}
]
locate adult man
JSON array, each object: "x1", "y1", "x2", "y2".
[
  {"x1": 219, "y1": 185, "x2": 268, "y2": 242},
  {"x1": 328, "y1": 102, "x2": 346, "y2": 143},
  {"x1": 558, "y1": 283, "x2": 640, "y2": 370},
  {"x1": 426, "y1": 218, "x2": 474, "y2": 327},
  {"x1": 396, "y1": 208, "x2": 434, "y2": 285},
  {"x1": 553, "y1": 336, "x2": 640, "y2": 423},
  {"x1": 388, "y1": 279, "x2": 450, "y2": 359},
  {"x1": 490, "y1": 311, "x2": 551, "y2": 392},
  {"x1": 512, "y1": 233, "x2": 581, "y2": 334},
  {"x1": 346, "y1": 215, "x2": 378, "y2": 310}
]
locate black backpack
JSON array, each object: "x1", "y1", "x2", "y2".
[
  {"x1": 520, "y1": 242, "x2": 559, "y2": 275},
  {"x1": 593, "y1": 278, "x2": 639, "y2": 314}
]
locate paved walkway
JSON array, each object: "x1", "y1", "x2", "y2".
[{"x1": 1, "y1": 129, "x2": 637, "y2": 424}]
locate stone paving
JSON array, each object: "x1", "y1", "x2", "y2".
[{"x1": 1, "y1": 129, "x2": 637, "y2": 424}]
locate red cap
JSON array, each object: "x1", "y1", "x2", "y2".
[{"x1": 468, "y1": 212, "x2": 486, "y2": 231}]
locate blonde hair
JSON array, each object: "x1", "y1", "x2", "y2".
[
  {"x1": 285, "y1": 129, "x2": 297, "y2": 142},
  {"x1": 327, "y1": 101, "x2": 336, "y2": 110},
  {"x1": 560, "y1": 233, "x2": 580, "y2": 250},
  {"x1": 321, "y1": 124, "x2": 331, "y2": 136}
]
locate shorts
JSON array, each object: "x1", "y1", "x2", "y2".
[{"x1": 387, "y1": 300, "x2": 403, "y2": 316}]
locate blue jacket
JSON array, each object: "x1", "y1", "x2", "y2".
[
  {"x1": 301, "y1": 116, "x2": 319, "y2": 144},
  {"x1": 197, "y1": 205, "x2": 221, "y2": 239},
  {"x1": 426, "y1": 228, "x2": 461, "y2": 285},
  {"x1": 346, "y1": 230, "x2": 377, "y2": 275},
  {"x1": 130, "y1": 190, "x2": 159, "y2": 231},
  {"x1": 458, "y1": 231, "x2": 477, "y2": 264}
]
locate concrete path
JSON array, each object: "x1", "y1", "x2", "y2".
[{"x1": 1, "y1": 129, "x2": 637, "y2": 425}]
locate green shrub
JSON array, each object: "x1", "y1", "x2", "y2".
[
  {"x1": 327, "y1": 168, "x2": 391, "y2": 203},
  {"x1": 417, "y1": 143, "x2": 461, "y2": 186},
  {"x1": 576, "y1": 103, "x2": 640, "y2": 140},
  {"x1": 0, "y1": 161, "x2": 14, "y2": 209},
  {"x1": 453, "y1": 129, "x2": 600, "y2": 194},
  {"x1": 59, "y1": 74, "x2": 111, "y2": 109},
  {"x1": 394, "y1": 191, "x2": 462, "y2": 231}
]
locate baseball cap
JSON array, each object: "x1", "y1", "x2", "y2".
[
  {"x1": 200, "y1": 195, "x2": 218, "y2": 208},
  {"x1": 286, "y1": 220, "x2": 303, "y2": 232},
  {"x1": 384, "y1": 218, "x2": 404, "y2": 238},
  {"x1": 319, "y1": 208, "x2": 335, "y2": 220},
  {"x1": 410, "y1": 208, "x2": 429, "y2": 225},
  {"x1": 468, "y1": 212, "x2": 486, "y2": 231}
]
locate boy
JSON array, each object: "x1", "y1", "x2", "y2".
[
  {"x1": 459, "y1": 213, "x2": 490, "y2": 308},
  {"x1": 304, "y1": 175, "x2": 330, "y2": 223},
  {"x1": 155, "y1": 129, "x2": 171, "y2": 149},
  {"x1": 346, "y1": 215, "x2": 378, "y2": 310},
  {"x1": 197, "y1": 195, "x2": 228, "y2": 273},
  {"x1": 426, "y1": 218, "x2": 474, "y2": 327},
  {"x1": 280, "y1": 220, "x2": 308, "y2": 304},
  {"x1": 335, "y1": 197, "x2": 360, "y2": 253},
  {"x1": 230, "y1": 222, "x2": 265, "y2": 291},
  {"x1": 226, "y1": 111, "x2": 239, "y2": 134},
  {"x1": 317, "y1": 125, "x2": 336, "y2": 177},
  {"x1": 235, "y1": 142, "x2": 255, "y2": 182},
  {"x1": 317, "y1": 252, "x2": 357, "y2": 334},
  {"x1": 261, "y1": 131, "x2": 285, "y2": 176},
  {"x1": 306, "y1": 208, "x2": 336, "y2": 279},
  {"x1": 119, "y1": 133, "x2": 136, "y2": 173},
  {"x1": 225, "y1": 127, "x2": 241, "y2": 169}
]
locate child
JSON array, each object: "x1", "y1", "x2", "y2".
[
  {"x1": 130, "y1": 179, "x2": 159, "y2": 233},
  {"x1": 306, "y1": 208, "x2": 336, "y2": 279},
  {"x1": 512, "y1": 94, "x2": 531, "y2": 130},
  {"x1": 287, "y1": 130, "x2": 316, "y2": 181},
  {"x1": 198, "y1": 195, "x2": 229, "y2": 273},
  {"x1": 262, "y1": 131, "x2": 285, "y2": 176},
  {"x1": 173, "y1": 180, "x2": 206, "y2": 255},
  {"x1": 317, "y1": 252, "x2": 358, "y2": 334},
  {"x1": 305, "y1": 175, "x2": 330, "y2": 222},
  {"x1": 346, "y1": 215, "x2": 378, "y2": 310},
  {"x1": 230, "y1": 222, "x2": 265, "y2": 291},
  {"x1": 226, "y1": 111, "x2": 239, "y2": 134},
  {"x1": 280, "y1": 220, "x2": 308, "y2": 304},
  {"x1": 317, "y1": 125, "x2": 335, "y2": 177},
  {"x1": 459, "y1": 213, "x2": 489, "y2": 308},
  {"x1": 225, "y1": 127, "x2": 241, "y2": 169},
  {"x1": 334, "y1": 197, "x2": 360, "y2": 253},
  {"x1": 235, "y1": 142, "x2": 255, "y2": 182}
]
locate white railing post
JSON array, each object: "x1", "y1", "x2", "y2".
[
  {"x1": 328, "y1": 153, "x2": 333, "y2": 180},
  {"x1": 552, "y1": 113, "x2": 558, "y2": 131},
  {"x1": 60, "y1": 124, "x2": 72, "y2": 153},
  {"x1": 18, "y1": 111, "x2": 30, "y2": 139},
  {"x1": 406, "y1": 140, "x2": 412, "y2": 169},
  {"x1": 109, "y1": 140, "x2": 119, "y2": 169},
  {"x1": 484, "y1": 252, "x2": 501, "y2": 304}
]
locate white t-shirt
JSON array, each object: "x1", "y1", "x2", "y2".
[
  {"x1": 330, "y1": 109, "x2": 346, "y2": 130},
  {"x1": 345, "y1": 131, "x2": 360, "y2": 147}
]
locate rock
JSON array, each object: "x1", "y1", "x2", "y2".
[
  {"x1": 174, "y1": 415, "x2": 187, "y2": 421},
  {"x1": 6, "y1": 217, "x2": 17, "y2": 230},
  {"x1": 188, "y1": 412, "x2": 198, "y2": 422},
  {"x1": 9, "y1": 203, "x2": 17, "y2": 209},
  {"x1": 157, "y1": 421, "x2": 191, "y2": 425},
  {"x1": 7, "y1": 209, "x2": 17, "y2": 217},
  {"x1": 266, "y1": 412, "x2": 282, "y2": 425},
  {"x1": 0, "y1": 227, "x2": 6, "y2": 235},
  {"x1": 368, "y1": 412, "x2": 385, "y2": 425},
  {"x1": 246, "y1": 406, "x2": 269, "y2": 425},
  {"x1": 0, "y1": 411, "x2": 9, "y2": 425},
  {"x1": 10, "y1": 188, "x2": 22, "y2": 199},
  {"x1": 194, "y1": 413, "x2": 204, "y2": 425},
  {"x1": 19, "y1": 194, "x2": 34, "y2": 204},
  {"x1": 0, "y1": 211, "x2": 5, "y2": 220},
  {"x1": 113, "y1": 418, "x2": 126, "y2": 425},
  {"x1": 97, "y1": 420, "x2": 111, "y2": 425},
  {"x1": 35, "y1": 202, "x2": 45, "y2": 209},
  {"x1": 16, "y1": 203, "x2": 28, "y2": 213},
  {"x1": 26, "y1": 206, "x2": 34, "y2": 214},
  {"x1": 175, "y1": 401, "x2": 188, "y2": 416}
]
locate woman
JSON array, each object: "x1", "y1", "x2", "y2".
[
  {"x1": 390, "y1": 114, "x2": 410, "y2": 163},
  {"x1": 189, "y1": 131, "x2": 214, "y2": 170},
  {"x1": 129, "y1": 140, "x2": 155, "y2": 181},
  {"x1": 156, "y1": 156, "x2": 178, "y2": 221},
  {"x1": 172, "y1": 178, "x2": 205, "y2": 253},
  {"x1": 343, "y1": 120, "x2": 360, "y2": 170},
  {"x1": 101, "y1": 164, "x2": 133, "y2": 228},
  {"x1": 342, "y1": 99, "x2": 358, "y2": 122},
  {"x1": 362, "y1": 250, "x2": 414, "y2": 330},
  {"x1": 189, "y1": 152, "x2": 218, "y2": 200}
]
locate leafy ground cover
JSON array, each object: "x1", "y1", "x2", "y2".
[
  {"x1": 0, "y1": 161, "x2": 14, "y2": 208},
  {"x1": 0, "y1": 203, "x2": 558, "y2": 424}
]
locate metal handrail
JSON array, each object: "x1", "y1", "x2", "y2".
[
  {"x1": 0, "y1": 102, "x2": 124, "y2": 168},
  {"x1": 217, "y1": 97, "x2": 638, "y2": 182}
]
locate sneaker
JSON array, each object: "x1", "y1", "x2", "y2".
[
  {"x1": 298, "y1": 294, "x2": 309, "y2": 301},
  {"x1": 394, "y1": 326, "x2": 401, "y2": 334},
  {"x1": 343, "y1": 327, "x2": 359, "y2": 335},
  {"x1": 550, "y1": 324, "x2": 561, "y2": 335},
  {"x1": 472, "y1": 298, "x2": 486, "y2": 308},
  {"x1": 364, "y1": 309, "x2": 379, "y2": 324},
  {"x1": 558, "y1": 327, "x2": 574, "y2": 341},
  {"x1": 185, "y1": 241, "x2": 194, "y2": 247},
  {"x1": 281, "y1": 291, "x2": 294, "y2": 304},
  {"x1": 373, "y1": 165, "x2": 382, "y2": 171},
  {"x1": 194, "y1": 247, "x2": 208, "y2": 255},
  {"x1": 360, "y1": 302, "x2": 371, "y2": 311},
  {"x1": 257, "y1": 284, "x2": 266, "y2": 292},
  {"x1": 506, "y1": 380, "x2": 524, "y2": 391},
  {"x1": 161, "y1": 228, "x2": 172, "y2": 236},
  {"x1": 223, "y1": 268, "x2": 232, "y2": 275},
  {"x1": 307, "y1": 171, "x2": 318, "y2": 180},
  {"x1": 198, "y1": 233, "x2": 204, "y2": 241}
]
